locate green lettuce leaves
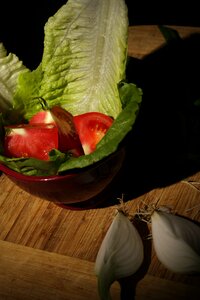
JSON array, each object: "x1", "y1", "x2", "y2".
[
  {"x1": 0, "y1": 0, "x2": 142, "y2": 176},
  {"x1": 0, "y1": 43, "x2": 27, "y2": 113},
  {"x1": 40, "y1": 0, "x2": 128, "y2": 119},
  {"x1": 13, "y1": 0, "x2": 129, "y2": 120}
]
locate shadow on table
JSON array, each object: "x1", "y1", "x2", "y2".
[
  {"x1": 82, "y1": 30, "x2": 200, "y2": 300},
  {"x1": 61, "y1": 32, "x2": 200, "y2": 211},
  {"x1": 98, "y1": 32, "x2": 200, "y2": 208}
]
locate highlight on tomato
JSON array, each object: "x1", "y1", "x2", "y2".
[{"x1": 29, "y1": 110, "x2": 55, "y2": 125}]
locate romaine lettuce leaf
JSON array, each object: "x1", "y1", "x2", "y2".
[
  {"x1": 13, "y1": 64, "x2": 43, "y2": 120},
  {"x1": 13, "y1": 0, "x2": 129, "y2": 120},
  {"x1": 40, "y1": 0, "x2": 128, "y2": 119},
  {"x1": 0, "y1": 43, "x2": 28, "y2": 112}
]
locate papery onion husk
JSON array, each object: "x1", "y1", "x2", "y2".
[
  {"x1": 95, "y1": 210, "x2": 144, "y2": 300},
  {"x1": 151, "y1": 210, "x2": 200, "y2": 274}
]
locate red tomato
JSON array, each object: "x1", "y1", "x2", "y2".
[
  {"x1": 50, "y1": 106, "x2": 84, "y2": 157},
  {"x1": 29, "y1": 110, "x2": 55, "y2": 125},
  {"x1": 4, "y1": 124, "x2": 58, "y2": 161},
  {"x1": 73, "y1": 112, "x2": 113, "y2": 154}
]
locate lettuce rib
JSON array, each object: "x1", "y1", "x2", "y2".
[{"x1": 40, "y1": 0, "x2": 128, "y2": 119}]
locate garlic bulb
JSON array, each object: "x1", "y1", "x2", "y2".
[
  {"x1": 95, "y1": 210, "x2": 144, "y2": 300},
  {"x1": 151, "y1": 209, "x2": 200, "y2": 274}
]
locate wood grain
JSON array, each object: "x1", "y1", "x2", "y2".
[
  {"x1": 128, "y1": 25, "x2": 200, "y2": 58},
  {"x1": 0, "y1": 240, "x2": 120, "y2": 300},
  {"x1": 0, "y1": 25, "x2": 200, "y2": 299},
  {"x1": 0, "y1": 240, "x2": 199, "y2": 300}
]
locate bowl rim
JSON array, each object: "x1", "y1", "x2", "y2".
[
  {"x1": 0, "y1": 163, "x2": 76, "y2": 182},
  {"x1": 0, "y1": 148, "x2": 125, "y2": 182}
]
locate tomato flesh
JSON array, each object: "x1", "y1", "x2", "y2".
[
  {"x1": 3, "y1": 108, "x2": 112, "y2": 160},
  {"x1": 4, "y1": 124, "x2": 58, "y2": 161},
  {"x1": 51, "y1": 106, "x2": 84, "y2": 157},
  {"x1": 29, "y1": 110, "x2": 55, "y2": 125},
  {"x1": 73, "y1": 112, "x2": 113, "y2": 154}
]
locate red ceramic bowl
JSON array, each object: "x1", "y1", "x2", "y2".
[{"x1": 0, "y1": 148, "x2": 125, "y2": 209}]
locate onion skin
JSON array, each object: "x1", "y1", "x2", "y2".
[
  {"x1": 95, "y1": 211, "x2": 144, "y2": 299},
  {"x1": 151, "y1": 210, "x2": 200, "y2": 274}
]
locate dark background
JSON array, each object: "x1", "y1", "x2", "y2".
[
  {"x1": 126, "y1": 0, "x2": 200, "y2": 27},
  {"x1": 0, "y1": 0, "x2": 199, "y2": 69}
]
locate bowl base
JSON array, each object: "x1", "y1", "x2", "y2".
[
  {"x1": 54, "y1": 172, "x2": 122, "y2": 210},
  {"x1": 54, "y1": 189, "x2": 110, "y2": 210}
]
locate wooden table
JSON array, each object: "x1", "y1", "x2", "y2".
[{"x1": 1, "y1": 26, "x2": 200, "y2": 300}]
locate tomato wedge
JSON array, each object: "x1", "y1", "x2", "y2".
[
  {"x1": 3, "y1": 108, "x2": 112, "y2": 160},
  {"x1": 73, "y1": 112, "x2": 113, "y2": 155},
  {"x1": 50, "y1": 106, "x2": 84, "y2": 157},
  {"x1": 29, "y1": 106, "x2": 84, "y2": 157},
  {"x1": 4, "y1": 124, "x2": 58, "y2": 161},
  {"x1": 29, "y1": 110, "x2": 55, "y2": 125}
]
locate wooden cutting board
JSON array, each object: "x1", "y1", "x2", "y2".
[
  {"x1": 0, "y1": 25, "x2": 200, "y2": 300},
  {"x1": 1, "y1": 240, "x2": 199, "y2": 300}
]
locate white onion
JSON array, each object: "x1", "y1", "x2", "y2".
[
  {"x1": 151, "y1": 210, "x2": 200, "y2": 274},
  {"x1": 95, "y1": 210, "x2": 144, "y2": 299}
]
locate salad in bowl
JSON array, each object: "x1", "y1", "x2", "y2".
[{"x1": 0, "y1": 0, "x2": 142, "y2": 206}]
